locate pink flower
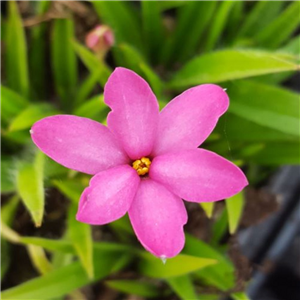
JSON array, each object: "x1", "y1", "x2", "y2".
[
  {"x1": 85, "y1": 25, "x2": 114, "y2": 54},
  {"x1": 30, "y1": 68, "x2": 248, "y2": 258}
]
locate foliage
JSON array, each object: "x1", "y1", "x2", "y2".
[{"x1": 1, "y1": 1, "x2": 299, "y2": 299}]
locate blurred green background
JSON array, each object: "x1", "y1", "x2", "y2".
[{"x1": 1, "y1": 1, "x2": 299, "y2": 300}]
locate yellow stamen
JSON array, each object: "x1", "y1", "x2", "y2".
[{"x1": 132, "y1": 157, "x2": 151, "y2": 176}]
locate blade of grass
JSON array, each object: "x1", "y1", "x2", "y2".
[
  {"x1": 51, "y1": 18, "x2": 77, "y2": 110},
  {"x1": 184, "y1": 234, "x2": 235, "y2": 291},
  {"x1": 105, "y1": 280, "x2": 160, "y2": 298},
  {"x1": 158, "y1": 1, "x2": 187, "y2": 12},
  {"x1": 20, "y1": 237, "x2": 76, "y2": 254},
  {"x1": 1, "y1": 85, "x2": 28, "y2": 126},
  {"x1": 73, "y1": 41, "x2": 111, "y2": 87},
  {"x1": 29, "y1": 1, "x2": 51, "y2": 99},
  {"x1": 1, "y1": 247, "x2": 132, "y2": 300},
  {"x1": 27, "y1": 245, "x2": 53, "y2": 275},
  {"x1": 1, "y1": 196, "x2": 19, "y2": 280},
  {"x1": 161, "y1": 1, "x2": 217, "y2": 65},
  {"x1": 5, "y1": 1, "x2": 29, "y2": 98},
  {"x1": 93, "y1": 1, "x2": 143, "y2": 51},
  {"x1": 203, "y1": 1, "x2": 235, "y2": 52},
  {"x1": 225, "y1": 1, "x2": 244, "y2": 44},
  {"x1": 9, "y1": 103, "x2": 58, "y2": 132},
  {"x1": 67, "y1": 202, "x2": 94, "y2": 279},
  {"x1": 254, "y1": 1, "x2": 300, "y2": 49},
  {"x1": 115, "y1": 43, "x2": 163, "y2": 96},
  {"x1": 141, "y1": 0, "x2": 163, "y2": 64},
  {"x1": 73, "y1": 72, "x2": 102, "y2": 107},
  {"x1": 74, "y1": 94, "x2": 109, "y2": 122},
  {"x1": 236, "y1": 1, "x2": 284, "y2": 39}
]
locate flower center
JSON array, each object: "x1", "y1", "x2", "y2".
[{"x1": 132, "y1": 157, "x2": 151, "y2": 176}]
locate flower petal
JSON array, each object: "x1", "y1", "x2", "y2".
[
  {"x1": 150, "y1": 149, "x2": 248, "y2": 202},
  {"x1": 152, "y1": 84, "x2": 229, "y2": 156},
  {"x1": 31, "y1": 115, "x2": 129, "y2": 175},
  {"x1": 77, "y1": 165, "x2": 140, "y2": 225},
  {"x1": 104, "y1": 67, "x2": 159, "y2": 160},
  {"x1": 128, "y1": 179, "x2": 187, "y2": 258}
]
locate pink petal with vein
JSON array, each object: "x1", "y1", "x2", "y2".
[
  {"x1": 150, "y1": 149, "x2": 248, "y2": 202},
  {"x1": 77, "y1": 165, "x2": 140, "y2": 224},
  {"x1": 31, "y1": 115, "x2": 129, "y2": 175},
  {"x1": 129, "y1": 179, "x2": 187, "y2": 258},
  {"x1": 104, "y1": 67, "x2": 159, "y2": 160},
  {"x1": 152, "y1": 84, "x2": 229, "y2": 156}
]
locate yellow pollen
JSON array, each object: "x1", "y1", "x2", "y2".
[{"x1": 132, "y1": 157, "x2": 151, "y2": 176}]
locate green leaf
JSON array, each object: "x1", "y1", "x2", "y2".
[
  {"x1": 73, "y1": 41, "x2": 111, "y2": 87},
  {"x1": 73, "y1": 94, "x2": 108, "y2": 122},
  {"x1": 114, "y1": 43, "x2": 147, "y2": 74},
  {"x1": 225, "y1": 1, "x2": 244, "y2": 44},
  {"x1": 169, "y1": 50, "x2": 298, "y2": 89},
  {"x1": 93, "y1": 1, "x2": 143, "y2": 51},
  {"x1": 16, "y1": 151, "x2": 45, "y2": 227},
  {"x1": 199, "y1": 295, "x2": 219, "y2": 300},
  {"x1": 20, "y1": 237, "x2": 75, "y2": 254},
  {"x1": 226, "y1": 192, "x2": 245, "y2": 234},
  {"x1": 67, "y1": 203, "x2": 94, "y2": 278},
  {"x1": 1, "y1": 196, "x2": 19, "y2": 280},
  {"x1": 1, "y1": 238, "x2": 10, "y2": 281},
  {"x1": 231, "y1": 292, "x2": 251, "y2": 300},
  {"x1": 1, "y1": 156, "x2": 16, "y2": 193},
  {"x1": 166, "y1": 275, "x2": 198, "y2": 300},
  {"x1": 52, "y1": 179, "x2": 86, "y2": 204},
  {"x1": 74, "y1": 72, "x2": 101, "y2": 106},
  {"x1": 114, "y1": 43, "x2": 163, "y2": 96},
  {"x1": 29, "y1": 1, "x2": 51, "y2": 99},
  {"x1": 158, "y1": 1, "x2": 187, "y2": 11},
  {"x1": 254, "y1": 2, "x2": 300, "y2": 49},
  {"x1": 211, "y1": 208, "x2": 228, "y2": 247},
  {"x1": 105, "y1": 280, "x2": 159, "y2": 298},
  {"x1": 279, "y1": 35, "x2": 300, "y2": 58},
  {"x1": 27, "y1": 245, "x2": 53, "y2": 275},
  {"x1": 184, "y1": 234, "x2": 235, "y2": 291},
  {"x1": 139, "y1": 62, "x2": 163, "y2": 96},
  {"x1": 109, "y1": 214, "x2": 134, "y2": 238},
  {"x1": 228, "y1": 80, "x2": 300, "y2": 137},
  {"x1": 43, "y1": 158, "x2": 68, "y2": 180},
  {"x1": 215, "y1": 113, "x2": 297, "y2": 142},
  {"x1": 236, "y1": 1, "x2": 284, "y2": 39},
  {"x1": 142, "y1": 1, "x2": 163, "y2": 64},
  {"x1": 200, "y1": 202, "x2": 215, "y2": 219},
  {"x1": 203, "y1": 1, "x2": 235, "y2": 52},
  {"x1": 5, "y1": 1, "x2": 30, "y2": 98},
  {"x1": 1, "y1": 245, "x2": 131, "y2": 300},
  {"x1": 1, "y1": 86, "x2": 28, "y2": 125},
  {"x1": 9, "y1": 103, "x2": 58, "y2": 132},
  {"x1": 249, "y1": 141, "x2": 300, "y2": 165},
  {"x1": 161, "y1": 1, "x2": 217, "y2": 64},
  {"x1": 139, "y1": 252, "x2": 216, "y2": 278},
  {"x1": 51, "y1": 18, "x2": 77, "y2": 108}
]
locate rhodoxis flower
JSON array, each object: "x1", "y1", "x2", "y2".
[{"x1": 31, "y1": 67, "x2": 248, "y2": 259}]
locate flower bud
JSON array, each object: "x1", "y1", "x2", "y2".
[{"x1": 85, "y1": 25, "x2": 114, "y2": 55}]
